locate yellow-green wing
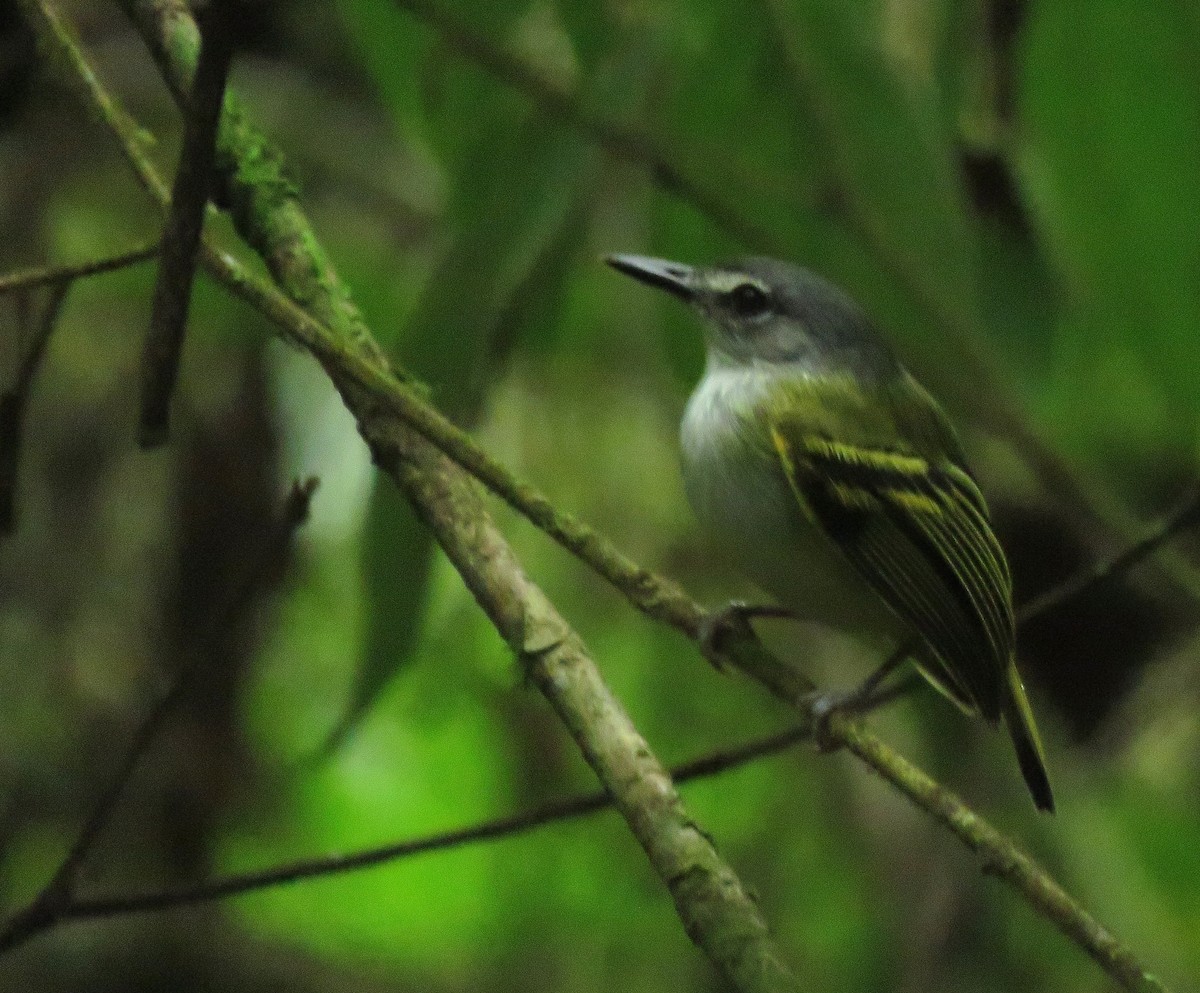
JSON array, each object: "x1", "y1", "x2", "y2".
[{"x1": 769, "y1": 425, "x2": 1014, "y2": 720}]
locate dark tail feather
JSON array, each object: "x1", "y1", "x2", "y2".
[
  {"x1": 1009, "y1": 715, "x2": 1055, "y2": 813},
  {"x1": 1003, "y1": 661, "x2": 1055, "y2": 814}
]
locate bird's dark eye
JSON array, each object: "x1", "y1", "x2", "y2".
[{"x1": 726, "y1": 282, "x2": 772, "y2": 318}]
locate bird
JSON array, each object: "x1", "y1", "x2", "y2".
[{"x1": 606, "y1": 253, "x2": 1054, "y2": 812}]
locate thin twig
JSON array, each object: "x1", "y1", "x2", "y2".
[
  {"x1": 59, "y1": 724, "x2": 811, "y2": 919},
  {"x1": 1016, "y1": 486, "x2": 1200, "y2": 623},
  {"x1": 852, "y1": 488, "x2": 1200, "y2": 708},
  {"x1": 0, "y1": 242, "x2": 159, "y2": 295},
  {"x1": 0, "y1": 281, "x2": 72, "y2": 531},
  {"x1": 139, "y1": 0, "x2": 238, "y2": 447},
  {"x1": 0, "y1": 478, "x2": 318, "y2": 955}
]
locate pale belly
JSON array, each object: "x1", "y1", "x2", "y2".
[{"x1": 679, "y1": 370, "x2": 904, "y2": 645}]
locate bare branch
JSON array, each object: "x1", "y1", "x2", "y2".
[
  {"x1": 0, "y1": 478, "x2": 318, "y2": 955},
  {"x1": 139, "y1": 0, "x2": 239, "y2": 447},
  {"x1": 0, "y1": 242, "x2": 159, "y2": 296},
  {"x1": 1016, "y1": 486, "x2": 1200, "y2": 623},
  {"x1": 60, "y1": 725, "x2": 811, "y2": 919},
  {"x1": 0, "y1": 281, "x2": 71, "y2": 531}
]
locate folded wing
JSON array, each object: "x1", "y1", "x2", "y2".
[{"x1": 769, "y1": 426, "x2": 1013, "y2": 720}]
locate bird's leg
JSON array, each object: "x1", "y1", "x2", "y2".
[
  {"x1": 699, "y1": 600, "x2": 795, "y2": 669},
  {"x1": 847, "y1": 671, "x2": 923, "y2": 713},
  {"x1": 809, "y1": 640, "x2": 912, "y2": 715},
  {"x1": 803, "y1": 638, "x2": 920, "y2": 749}
]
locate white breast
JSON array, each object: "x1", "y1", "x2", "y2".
[
  {"x1": 680, "y1": 367, "x2": 794, "y2": 554},
  {"x1": 679, "y1": 363, "x2": 901, "y2": 639}
]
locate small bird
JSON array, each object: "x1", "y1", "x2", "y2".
[{"x1": 607, "y1": 253, "x2": 1054, "y2": 812}]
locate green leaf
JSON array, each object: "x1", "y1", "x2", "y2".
[
  {"x1": 336, "y1": 0, "x2": 529, "y2": 160},
  {"x1": 320, "y1": 479, "x2": 437, "y2": 756},
  {"x1": 335, "y1": 0, "x2": 430, "y2": 136},
  {"x1": 768, "y1": 0, "x2": 981, "y2": 337},
  {"x1": 328, "y1": 2, "x2": 628, "y2": 744},
  {"x1": 1017, "y1": 0, "x2": 1200, "y2": 458},
  {"x1": 655, "y1": 0, "x2": 825, "y2": 252},
  {"x1": 331, "y1": 132, "x2": 594, "y2": 744},
  {"x1": 398, "y1": 117, "x2": 595, "y2": 418}
]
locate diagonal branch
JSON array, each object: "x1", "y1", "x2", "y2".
[
  {"x1": 1016, "y1": 485, "x2": 1200, "y2": 623},
  {"x1": 828, "y1": 715, "x2": 1160, "y2": 992},
  {"x1": 18, "y1": 481, "x2": 1199, "y2": 941}
]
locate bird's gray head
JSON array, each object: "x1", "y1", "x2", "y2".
[{"x1": 606, "y1": 254, "x2": 899, "y2": 380}]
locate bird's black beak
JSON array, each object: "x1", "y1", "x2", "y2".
[{"x1": 605, "y1": 254, "x2": 697, "y2": 303}]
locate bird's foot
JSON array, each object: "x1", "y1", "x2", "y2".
[
  {"x1": 698, "y1": 600, "x2": 795, "y2": 670},
  {"x1": 800, "y1": 672, "x2": 923, "y2": 751},
  {"x1": 799, "y1": 689, "x2": 854, "y2": 753}
]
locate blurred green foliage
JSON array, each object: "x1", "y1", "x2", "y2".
[{"x1": 1, "y1": 0, "x2": 1199, "y2": 991}]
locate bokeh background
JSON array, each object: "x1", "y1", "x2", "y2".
[{"x1": 1, "y1": 0, "x2": 1198, "y2": 990}]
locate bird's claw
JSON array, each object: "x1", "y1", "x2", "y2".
[{"x1": 799, "y1": 690, "x2": 852, "y2": 753}]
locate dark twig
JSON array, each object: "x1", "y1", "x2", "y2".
[
  {"x1": 0, "y1": 478, "x2": 318, "y2": 956},
  {"x1": 1016, "y1": 485, "x2": 1200, "y2": 624},
  {"x1": 55, "y1": 724, "x2": 811, "y2": 919},
  {"x1": 139, "y1": 0, "x2": 238, "y2": 447},
  {"x1": 0, "y1": 242, "x2": 159, "y2": 296},
  {"x1": 0, "y1": 281, "x2": 72, "y2": 531},
  {"x1": 816, "y1": 482, "x2": 1200, "y2": 713}
]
